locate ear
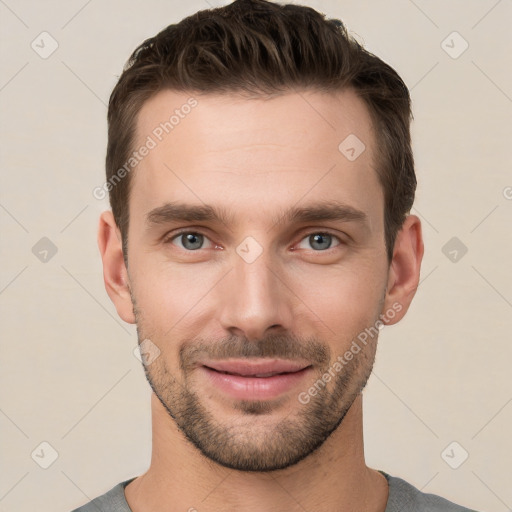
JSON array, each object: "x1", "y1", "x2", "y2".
[
  {"x1": 381, "y1": 214, "x2": 424, "y2": 325},
  {"x1": 97, "y1": 210, "x2": 135, "y2": 324}
]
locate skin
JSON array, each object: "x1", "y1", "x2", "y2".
[{"x1": 98, "y1": 88, "x2": 423, "y2": 512}]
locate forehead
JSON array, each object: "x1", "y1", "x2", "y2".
[
  {"x1": 135, "y1": 87, "x2": 376, "y2": 159},
  {"x1": 130, "y1": 88, "x2": 382, "y2": 228}
]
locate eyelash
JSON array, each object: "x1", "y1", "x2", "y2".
[{"x1": 163, "y1": 229, "x2": 344, "y2": 252}]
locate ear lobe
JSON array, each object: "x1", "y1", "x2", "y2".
[
  {"x1": 97, "y1": 210, "x2": 135, "y2": 324},
  {"x1": 381, "y1": 215, "x2": 424, "y2": 326}
]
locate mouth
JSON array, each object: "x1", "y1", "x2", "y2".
[{"x1": 198, "y1": 359, "x2": 313, "y2": 400}]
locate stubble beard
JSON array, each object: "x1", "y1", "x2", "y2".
[{"x1": 135, "y1": 322, "x2": 377, "y2": 473}]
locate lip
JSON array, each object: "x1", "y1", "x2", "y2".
[
  {"x1": 202, "y1": 358, "x2": 310, "y2": 377},
  {"x1": 199, "y1": 359, "x2": 312, "y2": 401}
]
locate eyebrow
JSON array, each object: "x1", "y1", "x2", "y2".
[{"x1": 145, "y1": 200, "x2": 369, "y2": 231}]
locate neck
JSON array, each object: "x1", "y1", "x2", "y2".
[{"x1": 125, "y1": 393, "x2": 388, "y2": 512}]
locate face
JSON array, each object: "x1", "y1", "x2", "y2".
[{"x1": 123, "y1": 88, "x2": 393, "y2": 471}]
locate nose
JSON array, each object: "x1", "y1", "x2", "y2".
[{"x1": 217, "y1": 249, "x2": 294, "y2": 342}]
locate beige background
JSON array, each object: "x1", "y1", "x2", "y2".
[{"x1": 1, "y1": 0, "x2": 511, "y2": 511}]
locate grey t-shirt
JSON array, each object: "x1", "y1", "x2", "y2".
[{"x1": 71, "y1": 471, "x2": 479, "y2": 511}]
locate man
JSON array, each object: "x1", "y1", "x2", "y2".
[{"x1": 74, "y1": 0, "x2": 479, "y2": 510}]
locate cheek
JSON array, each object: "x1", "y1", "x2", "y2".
[
  {"x1": 291, "y1": 261, "x2": 386, "y2": 340},
  {"x1": 131, "y1": 261, "x2": 219, "y2": 332}
]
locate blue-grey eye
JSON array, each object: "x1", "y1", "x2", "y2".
[
  {"x1": 297, "y1": 232, "x2": 341, "y2": 251},
  {"x1": 310, "y1": 233, "x2": 332, "y2": 250},
  {"x1": 174, "y1": 232, "x2": 207, "y2": 251}
]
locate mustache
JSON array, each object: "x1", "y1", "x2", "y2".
[{"x1": 179, "y1": 332, "x2": 331, "y2": 372}]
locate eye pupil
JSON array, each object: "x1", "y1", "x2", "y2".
[
  {"x1": 182, "y1": 233, "x2": 203, "y2": 250},
  {"x1": 310, "y1": 233, "x2": 332, "y2": 250}
]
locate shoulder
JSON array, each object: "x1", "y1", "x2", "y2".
[
  {"x1": 383, "y1": 472, "x2": 480, "y2": 512},
  {"x1": 69, "y1": 478, "x2": 135, "y2": 512}
]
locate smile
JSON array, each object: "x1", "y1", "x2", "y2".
[{"x1": 198, "y1": 359, "x2": 313, "y2": 400}]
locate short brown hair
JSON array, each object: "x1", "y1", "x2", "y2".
[{"x1": 106, "y1": 0, "x2": 416, "y2": 264}]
